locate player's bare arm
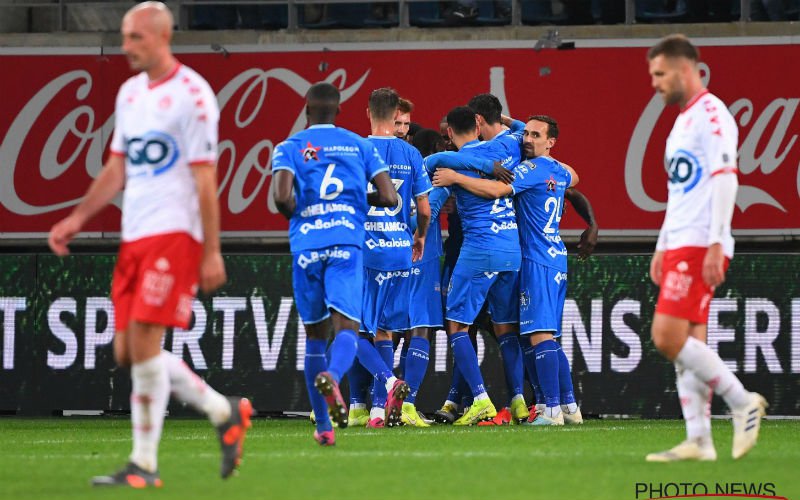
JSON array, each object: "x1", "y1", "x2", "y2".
[
  {"x1": 193, "y1": 162, "x2": 227, "y2": 294},
  {"x1": 491, "y1": 161, "x2": 514, "y2": 184},
  {"x1": 367, "y1": 171, "x2": 399, "y2": 207},
  {"x1": 433, "y1": 168, "x2": 512, "y2": 199},
  {"x1": 273, "y1": 169, "x2": 296, "y2": 219},
  {"x1": 564, "y1": 187, "x2": 598, "y2": 260},
  {"x1": 412, "y1": 194, "x2": 431, "y2": 262},
  {"x1": 48, "y1": 154, "x2": 125, "y2": 256}
]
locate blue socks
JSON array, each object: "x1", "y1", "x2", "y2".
[
  {"x1": 404, "y1": 337, "x2": 430, "y2": 404},
  {"x1": 372, "y1": 340, "x2": 394, "y2": 408},
  {"x1": 356, "y1": 337, "x2": 394, "y2": 385},
  {"x1": 557, "y1": 346, "x2": 576, "y2": 405},
  {"x1": 522, "y1": 344, "x2": 544, "y2": 404},
  {"x1": 398, "y1": 340, "x2": 409, "y2": 379},
  {"x1": 304, "y1": 339, "x2": 332, "y2": 432},
  {"x1": 497, "y1": 333, "x2": 524, "y2": 398},
  {"x1": 326, "y1": 329, "x2": 357, "y2": 382},
  {"x1": 447, "y1": 360, "x2": 464, "y2": 403},
  {"x1": 347, "y1": 359, "x2": 371, "y2": 405},
  {"x1": 534, "y1": 339, "x2": 561, "y2": 408},
  {"x1": 450, "y1": 331, "x2": 486, "y2": 397}
]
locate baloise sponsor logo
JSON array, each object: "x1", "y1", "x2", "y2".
[
  {"x1": 365, "y1": 238, "x2": 411, "y2": 250},
  {"x1": 126, "y1": 131, "x2": 179, "y2": 177}
]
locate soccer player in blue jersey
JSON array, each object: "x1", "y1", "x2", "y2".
[
  {"x1": 433, "y1": 95, "x2": 529, "y2": 426},
  {"x1": 520, "y1": 116, "x2": 596, "y2": 424},
  {"x1": 433, "y1": 115, "x2": 579, "y2": 426},
  {"x1": 354, "y1": 87, "x2": 431, "y2": 428},
  {"x1": 391, "y1": 129, "x2": 450, "y2": 427},
  {"x1": 272, "y1": 82, "x2": 398, "y2": 445},
  {"x1": 467, "y1": 94, "x2": 530, "y2": 424},
  {"x1": 423, "y1": 106, "x2": 523, "y2": 426}
]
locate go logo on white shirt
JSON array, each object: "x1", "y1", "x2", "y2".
[
  {"x1": 126, "y1": 130, "x2": 179, "y2": 177},
  {"x1": 667, "y1": 148, "x2": 703, "y2": 194}
]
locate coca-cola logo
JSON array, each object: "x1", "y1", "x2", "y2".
[
  {"x1": 625, "y1": 63, "x2": 798, "y2": 213},
  {"x1": 1, "y1": 49, "x2": 798, "y2": 234},
  {"x1": 0, "y1": 65, "x2": 370, "y2": 219}
]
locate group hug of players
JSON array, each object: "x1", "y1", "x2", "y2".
[{"x1": 272, "y1": 83, "x2": 599, "y2": 446}]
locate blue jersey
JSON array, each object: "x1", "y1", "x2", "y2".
[
  {"x1": 424, "y1": 140, "x2": 520, "y2": 271},
  {"x1": 490, "y1": 119, "x2": 525, "y2": 170},
  {"x1": 430, "y1": 120, "x2": 525, "y2": 177},
  {"x1": 364, "y1": 136, "x2": 432, "y2": 270},
  {"x1": 272, "y1": 124, "x2": 388, "y2": 253},
  {"x1": 511, "y1": 157, "x2": 572, "y2": 272}
]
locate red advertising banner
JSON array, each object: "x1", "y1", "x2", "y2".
[{"x1": 1, "y1": 42, "x2": 799, "y2": 238}]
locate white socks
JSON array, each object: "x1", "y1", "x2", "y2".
[
  {"x1": 130, "y1": 355, "x2": 169, "y2": 473},
  {"x1": 370, "y1": 406, "x2": 385, "y2": 420},
  {"x1": 675, "y1": 365, "x2": 712, "y2": 440},
  {"x1": 561, "y1": 402, "x2": 579, "y2": 414},
  {"x1": 545, "y1": 405, "x2": 562, "y2": 418},
  {"x1": 676, "y1": 337, "x2": 750, "y2": 411},
  {"x1": 384, "y1": 376, "x2": 397, "y2": 393},
  {"x1": 162, "y1": 351, "x2": 230, "y2": 426}
]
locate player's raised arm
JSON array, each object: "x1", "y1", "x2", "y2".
[
  {"x1": 500, "y1": 114, "x2": 525, "y2": 134},
  {"x1": 48, "y1": 154, "x2": 125, "y2": 256},
  {"x1": 424, "y1": 150, "x2": 495, "y2": 176},
  {"x1": 433, "y1": 168, "x2": 512, "y2": 199}
]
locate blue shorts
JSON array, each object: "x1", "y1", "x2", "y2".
[
  {"x1": 519, "y1": 259, "x2": 567, "y2": 336},
  {"x1": 409, "y1": 258, "x2": 444, "y2": 329},
  {"x1": 361, "y1": 267, "x2": 412, "y2": 336},
  {"x1": 445, "y1": 261, "x2": 519, "y2": 325},
  {"x1": 291, "y1": 245, "x2": 362, "y2": 324}
]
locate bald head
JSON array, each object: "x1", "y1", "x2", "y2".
[
  {"x1": 121, "y1": 1, "x2": 176, "y2": 76},
  {"x1": 124, "y1": 1, "x2": 173, "y2": 38}
]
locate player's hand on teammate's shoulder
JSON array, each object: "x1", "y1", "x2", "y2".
[
  {"x1": 576, "y1": 225, "x2": 598, "y2": 261},
  {"x1": 199, "y1": 251, "x2": 227, "y2": 293},
  {"x1": 432, "y1": 168, "x2": 458, "y2": 187},
  {"x1": 492, "y1": 161, "x2": 514, "y2": 184}
]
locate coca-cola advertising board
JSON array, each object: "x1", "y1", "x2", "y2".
[{"x1": 1, "y1": 39, "x2": 799, "y2": 239}]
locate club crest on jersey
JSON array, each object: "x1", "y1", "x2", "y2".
[
  {"x1": 666, "y1": 148, "x2": 703, "y2": 194},
  {"x1": 545, "y1": 175, "x2": 556, "y2": 191},
  {"x1": 125, "y1": 130, "x2": 179, "y2": 177},
  {"x1": 520, "y1": 291, "x2": 531, "y2": 309},
  {"x1": 301, "y1": 142, "x2": 321, "y2": 162}
]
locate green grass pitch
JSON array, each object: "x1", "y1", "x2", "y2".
[{"x1": 1, "y1": 418, "x2": 797, "y2": 500}]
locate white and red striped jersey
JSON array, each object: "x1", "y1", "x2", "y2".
[
  {"x1": 110, "y1": 63, "x2": 219, "y2": 243},
  {"x1": 658, "y1": 89, "x2": 738, "y2": 258}
]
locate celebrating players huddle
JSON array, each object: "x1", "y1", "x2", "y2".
[
  {"x1": 45, "y1": 1, "x2": 766, "y2": 487},
  {"x1": 273, "y1": 84, "x2": 597, "y2": 443}
]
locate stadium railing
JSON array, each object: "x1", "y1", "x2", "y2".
[{"x1": 0, "y1": 0, "x2": 790, "y2": 32}]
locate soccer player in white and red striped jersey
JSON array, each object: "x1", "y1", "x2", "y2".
[
  {"x1": 645, "y1": 34, "x2": 767, "y2": 463},
  {"x1": 48, "y1": 2, "x2": 251, "y2": 487}
]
